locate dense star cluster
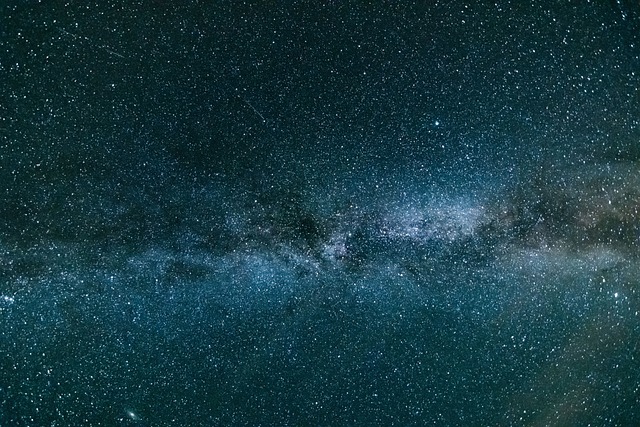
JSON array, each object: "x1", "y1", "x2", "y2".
[{"x1": 2, "y1": 1, "x2": 640, "y2": 425}]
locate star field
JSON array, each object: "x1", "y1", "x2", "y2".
[{"x1": 2, "y1": 1, "x2": 640, "y2": 425}]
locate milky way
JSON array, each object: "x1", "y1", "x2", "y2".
[{"x1": 2, "y1": 1, "x2": 640, "y2": 425}]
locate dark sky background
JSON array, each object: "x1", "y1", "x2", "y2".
[{"x1": 2, "y1": 1, "x2": 640, "y2": 425}]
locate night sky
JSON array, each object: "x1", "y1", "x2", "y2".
[{"x1": 2, "y1": 1, "x2": 640, "y2": 425}]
